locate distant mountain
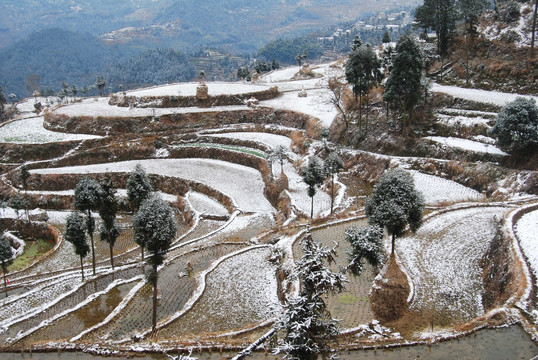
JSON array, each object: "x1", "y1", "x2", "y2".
[
  {"x1": 0, "y1": 29, "x2": 194, "y2": 97},
  {"x1": 0, "y1": 0, "x2": 420, "y2": 52}
]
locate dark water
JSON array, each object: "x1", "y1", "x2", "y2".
[{"x1": 2, "y1": 326, "x2": 537, "y2": 360}]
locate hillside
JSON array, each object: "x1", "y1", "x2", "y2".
[
  {"x1": 0, "y1": 29, "x2": 195, "y2": 98},
  {"x1": 0, "y1": 0, "x2": 420, "y2": 52},
  {"x1": 429, "y1": 0, "x2": 538, "y2": 95},
  {"x1": 0, "y1": 61, "x2": 535, "y2": 357}
]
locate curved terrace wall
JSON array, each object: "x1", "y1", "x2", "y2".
[
  {"x1": 109, "y1": 86, "x2": 279, "y2": 108},
  {"x1": 0, "y1": 141, "x2": 80, "y2": 163},
  {"x1": 43, "y1": 109, "x2": 315, "y2": 136}
]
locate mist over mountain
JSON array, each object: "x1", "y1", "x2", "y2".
[{"x1": 0, "y1": 0, "x2": 416, "y2": 52}]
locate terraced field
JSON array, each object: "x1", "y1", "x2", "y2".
[{"x1": 0, "y1": 63, "x2": 535, "y2": 357}]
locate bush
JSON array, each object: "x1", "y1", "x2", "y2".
[{"x1": 490, "y1": 97, "x2": 538, "y2": 155}]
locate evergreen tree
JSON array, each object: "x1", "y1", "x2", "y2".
[
  {"x1": 382, "y1": 30, "x2": 391, "y2": 44},
  {"x1": 383, "y1": 34, "x2": 424, "y2": 133},
  {"x1": 365, "y1": 169, "x2": 424, "y2": 256},
  {"x1": 345, "y1": 43, "x2": 381, "y2": 131},
  {"x1": 457, "y1": 0, "x2": 490, "y2": 40},
  {"x1": 273, "y1": 234, "x2": 346, "y2": 360},
  {"x1": 268, "y1": 145, "x2": 288, "y2": 175},
  {"x1": 74, "y1": 177, "x2": 103, "y2": 276},
  {"x1": 415, "y1": 0, "x2": 456, "y2": 56},
  {"x1": 490, "y1": 97, "x2": 538, "y2": 155},
  {"x1": 128, "y1": 164, "x2": 153, "y2": 260},
  {"x1": 98, "y1": 176, "x2": 121, "y2": 270},
  {"x1": 301, "y1": 156, "x2": 326, "y2": 220},
  {"x1": 127, "y1": 164, "x2": 153, "y2": 211},
  {"x1": 350, "y1": 35, "x2": 363, "y2": 51},
  {"x1": 323, "y1": 152, "x2": 344, "y2": 214},
  {"x1": 9, "y1": 193, "x2": 28, "y2": 222},
  {"x1": 65, "y1": 212, "x2": 90, "y2": 281},
  {"x1": 345, "y1": 225, "x2": 384, "y2": 276},
  {"x1": 133, "y1": 194, "x2": 178, "y2": 333},
  {"x1": 0, "y1": 86, "x2": 5, "y2": 120},
  {"x1": 0, "y1": 235, "x2": 13, "y2": 298}
]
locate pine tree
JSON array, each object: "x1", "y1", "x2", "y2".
[
  {"x1": 0, "y1": 86, "x2": 6, "y2": 120},
  {"x1": 0, "y1": 235, "x2": 13, "y2": 298},
  {"x1": 268, "y1": 145, "x2": 288, "y2": 175},
  {"x1": 365, "y1": 169, "x2": 425, "y2": 256},
  {"x1": 127, "y1": 164, "x2": 153, "y2": 211},
  {"x1": 74, "y1": 177, "x2": 103, "y2": 276},
  {"x1": 415, "y1": 0, "x2": 457, "y2": 56},
  {"x1": 345, "y1": 225, "x2": 384, "y2": 276},
  {"x1": 383, "y1": 34, "x2": 424, "y2": 133},
  {"x1": 301, "y1": 156, "x2": 326, "y2": 220},
  {"x1": 98, "y1": 176, "x2": 121, "y2": 270},
  {"x1": 350, "y1": 35, "x2": 363, "y2": 51},
  {"x1": 133, "y1": 194, "x2": 178, "y2": 333},
  {"x1": 345, "y1": 43, "x2": 381, "y2": 131},
  {"x1": 65, "y1": 212, "x2": 90, "y2": 281},
  {"x1": 128, "y1": 164, "x2": 153, "y2": 260},
  {"x1": 273, "y1": 234, "x2": 346, "y2": 360},
  {"x1": 324, "y1": 152, "x2": 344, "y2": 214},
  {"x1": 382, "y1": 30, "x2": 391, "y2": 44}
]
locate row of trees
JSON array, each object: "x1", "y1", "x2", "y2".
[
  {"x1": 64, "y1": 165, "x2": 176, "y2": 332},
  {"x1": 342, "y1": 33, "x2": 426, "y2": 134}
]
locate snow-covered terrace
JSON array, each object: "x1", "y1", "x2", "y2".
[
  {"x1": 431, "y1": 83, "x2": 538, "y2": 107},
  {"x1": 0, "y1": 117, "x2": 101, "y2": 143},
  {"x1": 126, "y1": 82, "x2": 270, "y2": 97},
  {"x1": 54, "y1": 98, "x2": 251, "y2": 118},
  {"x1": 30, "y1": 159, "x2": 275, "y2": 213},
  {"x1": 203, "y1": 131, "x2": 292, "y2": 150},
  {"x1": 424, "y1": 136, "x2": 508, "y2": 156}
]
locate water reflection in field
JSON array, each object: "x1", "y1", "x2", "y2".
[{"x1": 4, "y1": 326, "x2": 536, "y2": 360}]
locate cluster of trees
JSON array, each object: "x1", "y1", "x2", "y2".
[
  {"x1": 236, "y1": 59, "x2": 280, "y2": 81},
  {"x1": 414, "y1": 0, "x2": 490, "y2": 57},
  {"x1": 298, "y1": 151, "x2": 344, "y2": 219},
  {"x1": 271, "y1": 168, "x2": 424, "y2": 359},
  {"x1": 341, "y1": 33, "x2": 425, "y2": 135},
  {"x1": 258, "y1": 37, "x2": 323, "y2": 65},
  {"x1": 64, "y1": 165, "x2": 177, "y2": 332}
]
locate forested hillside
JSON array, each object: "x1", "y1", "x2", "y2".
[
  {"x1": 0, "y1": 0, "x2": 420, "y2": 52},
  {"x1": 0, "y1": 29, "x2": 194, "y2": 97}
]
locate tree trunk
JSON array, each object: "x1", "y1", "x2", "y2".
[
  {"x1": 391, "y1": 233, "x2": 396, "y2": 256},
  {"x1": 152, "y1": 265, "x2": 158, "y2": 333},
  {"x1": 109, "y1": 242, "x2": 115, "y2": 270},
  {"x1": 88, "y1": 210, "x2": 96, "y2": 276},
  {"x1": 365, "y1": 93, "x2": 369, "y2": 133},
  {"x1": 330, "y1": 175, "x2": 335, "y2": 214},
  {"x1": 310, "y1": 195, "x2": 314, "y2": 220},
  {"x1": 141, "y1": 246, "x2": 145, "y2": 261},
  {"x1": 80, "y1": 256, "x2": 85, "y2": 282},
  {"x1": 530, "y1": 0, "x2": 538, "y2": 82},
  {"x1": 2, "y1": 263, "x2": 7, "y2": 298}
]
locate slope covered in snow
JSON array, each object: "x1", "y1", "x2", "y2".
[{"x1": 30, "y1": 159, "x2": 274, "y2": 213}]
